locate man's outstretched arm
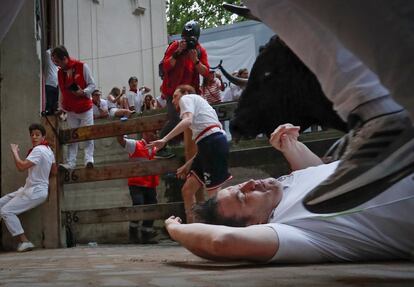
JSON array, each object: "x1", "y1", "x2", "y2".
[
  {"x1": 165, "y1": 216, "x2": 279, "y2": 262},
  {"x1": 270, "y1": 124, "x2": 323, "y2": 171}
]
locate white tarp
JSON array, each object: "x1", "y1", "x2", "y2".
[{"x1": 202, "y1": 34, "x2": 256, "y2": 79}]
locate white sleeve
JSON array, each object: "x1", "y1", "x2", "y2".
[
  {"x1": 265, "y1": 223, "x2": 326, "y2": 263},
  {"x1": 179, "y1": 96, "x2": 195, "y2": 118},
  {"x1": 124, "y1": 139, "x2": 136, "y2": 155},
  {"x1": 82, "y1": 63, "x2": 96, "y2": 97},
  {"x1": 26, "y1": 147, "x2": 43, "y2": 165},
  {"x1": 101, "y1": 99, "x2": 109, "y2": 112}
]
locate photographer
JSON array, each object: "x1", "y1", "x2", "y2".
[{"x1": 158, "y1": 20, "x2": 209, "y2": 158}]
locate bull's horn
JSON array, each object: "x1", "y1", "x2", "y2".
[
  {"x1": 215, "y1": 60, "x2": 248, "y2": 88},
  {"x1": 222, "y1": 3, "x2": 261, "y2": 22}
]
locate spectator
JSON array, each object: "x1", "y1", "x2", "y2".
[
  {"x1": 158, "y1": 20, "x2": 210, "y2": 158},
  {"x1": 200, "y1": 71, "x2": 225, "y2": 105},
  {"x1": 52, "y1": 45, "x2": 95, "y2": 169},
  {"x1": 221, "y1": 68, "x2": 249, "y2": 102},
  {"x1": 0, "y1": 123, "x2": 56, "y2": 252},
  {"x1": 117, "y1": 132, "x2": 159, "y2": 244},
  {"x1": 141, "y1": 94, "x2": 157, "y2": 112},
  {"x1": 92, "y1": 90, "x2": 109, "y2": 119},
  {"x1": 44, "y1": 48, "x2": 59, "y2": 115},
  {"x1": 107, "y1": 86, "x2": 135, "y2": 119},
  {"x1": 125, "y1": 76, "x2": 150, "y2": 112}
]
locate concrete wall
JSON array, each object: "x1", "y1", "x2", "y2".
[
  {"x1": 0, "y1": 0, "x2": 43, "y2": 250},
  {"x1": 61, "y1": 0, "x2": 168, "y2": 99}
]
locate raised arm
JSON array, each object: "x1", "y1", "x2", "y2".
[
  {"x1": 165, "y1": 216, "x2": 278, "y2": 262},
  {"x1": 270, "y1": 124, "x2": 323, "y2": 171},
  {"x1": 10, "y1": 144, "x2": 35, "y2": 171}
]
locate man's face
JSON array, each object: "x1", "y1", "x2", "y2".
[
  {"x1": 92, "y1": 92, "x2": 101, "y2": 105},
  {"x1": 30, "y1": 129, "x2": 45, "y2": 147},
  {"x1": 240, "y1": 70, "x2": 249, "y2": 79},
  {"x1": 51, "y1": 55, "x2": 68, "y2": 69},
  {"x1": 129, "y1": 79, "x2": 138, "y2": 90},
  {"x1": 216, "y1": 178, "x2": 283, "y2": 226},
  {"x1": 172, "y1": 90, "x2": 184, "y2": 111}
]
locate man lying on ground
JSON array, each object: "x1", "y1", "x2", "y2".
[{"x1": 165, "y1": 124, "x2": 414, "y2": 263}]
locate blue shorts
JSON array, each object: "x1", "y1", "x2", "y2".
[{"x1": 190, "y1": 132, "x2": 232, "y2": 190}]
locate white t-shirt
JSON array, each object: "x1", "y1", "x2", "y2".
[
  {"x1": 221, "y1": 84, "x2": 243, "y2": 102},
  {"x1": 266, "y1": 162, "x2": 414, "y2": 263},
  {"x1": 126, "y1": 90, "x2": 144, "y2": 111},
  {"x1": 45, "y1": 49, "x2": 58, "y2": 87},
  {"x1": 92, "y1": 98, "x2": 109, "y2": 117},
  {"x1": 179, "y1": 94, "x2": 224, "y2": 142},
  {"x1": 25, "y1": 145, "x2": 55, "y2": 190}
]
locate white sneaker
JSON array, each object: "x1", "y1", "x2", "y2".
[{"x1": 17, "y1": 241, "x2": 35, "y2": 252}]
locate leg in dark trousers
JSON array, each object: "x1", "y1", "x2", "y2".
[
  {"x1": 129, "y1": 186, "x2": 144, "y2": 243},
  {"x1": 45, "y1": 85, "x2": 59, "y2": 115},
  {"x1": 141, "y1": 187, "x2": 158, "y2": 229}
]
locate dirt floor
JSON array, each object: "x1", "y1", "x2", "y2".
[{"x1": 0, "y1": 242, "x2": 413, "y2": 287}]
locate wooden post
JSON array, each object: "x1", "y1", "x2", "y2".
[{"x1": 41, "y1": 115, "x2": 62, "y2": 248}]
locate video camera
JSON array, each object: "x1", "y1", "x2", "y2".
[{"x1": 184, "y1": 36, "x2": 198, "y2": 50}]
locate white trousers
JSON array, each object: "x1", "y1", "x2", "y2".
[
  {"x1": 0, "y1": 187, "x2": 47, "y2": 236},
  {"x1": 66, "y1": 108, "x2": 94, "y2": 167},
  {"x1": 246, "y1": 0, "x2": 391, "y2": 121},
  {"x1": 289, "y1": 0, "x2": 414, "y2": 122}
]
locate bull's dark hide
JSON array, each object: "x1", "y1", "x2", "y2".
[{"x1": 230, "y1": 36, "x2": 348, "y2": 140}]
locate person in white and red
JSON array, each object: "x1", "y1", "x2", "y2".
[
  {"x1": 51, "y1": 45, "x2": 96, "y2": 169},
  {"x1": 200, "y1": 71, "x2": 225, "y2": 105},
  {"x1": 0, "y1": 124, "x2": 56, "y2": 252},
  {"x1": 117, "y1": 132, "x2": 160, "y2": 244},
  {"x1": 148, "y1": 85, "x2": 231, "y2": 223}
]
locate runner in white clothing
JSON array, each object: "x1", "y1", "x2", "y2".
[
  {"x1": 148, "y1": 85, "x2": 231, "y2": 223},
  {"x1": 0, "y1": 123, "x2": 56, "y2": 252},
  {"x1": 165, "y1": 123, "x2": 414, "y2": 263}
]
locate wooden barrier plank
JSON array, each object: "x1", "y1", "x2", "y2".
[
  {"x1": 59, "y1": 102, "x2": 238, "y2": 144},
  {"x1": 229, "y1": 137, "x2": 340, "y2": 168},
  {"x1": 212, "y1": 101, "x2": 238, "y2": 121},
  {"x1": 64, "y1": 202, "x2": 185, "y2": 224},
  {"x1": 59, "y1": 113, "x2": 168, "y2": 144},
  {"x1": 41, "y1": 116, "x2": 62, "y2": 248},
  {"x1": 62, "y1": 158, "x2": 182, "y2": 184}
]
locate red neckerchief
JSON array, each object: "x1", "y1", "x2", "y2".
[
  {"x1": 27, "y1": 139, "x2": 50, "y2": 156},
  {"x1": 62, "y1": 57, "x2": 78, "y2": 88},
  {"x1": 130, "y1": 88, "x2": 138, "y2": 93}
]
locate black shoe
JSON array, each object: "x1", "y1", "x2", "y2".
[
  {"x1": 304, "y1": 111, "x2": 414, "y2": 213},
  {"x1": 85, "y1": 162, "x2": 94, "y2": 168},
  {"x1": 155, "y1": 149, "x2": 175, "y2": 159}
]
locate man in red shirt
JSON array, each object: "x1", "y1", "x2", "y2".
[
  {"x1": 158, "y1": 20, "x2": 210, "y2": 158},
  {"x1": 117, "y1": 132, "x2": 159, "y2": 244},
  {"x1": 51, "y1": 45, "x2": 96, "y2": 169}
]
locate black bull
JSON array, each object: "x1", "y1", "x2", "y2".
[{"x1": 227, "y1": 36, "x2": 348, "y2": 140}]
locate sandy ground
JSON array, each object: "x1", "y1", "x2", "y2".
[{"x1": 0, "y1": 243, "x2": 413, "y2": 287}]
